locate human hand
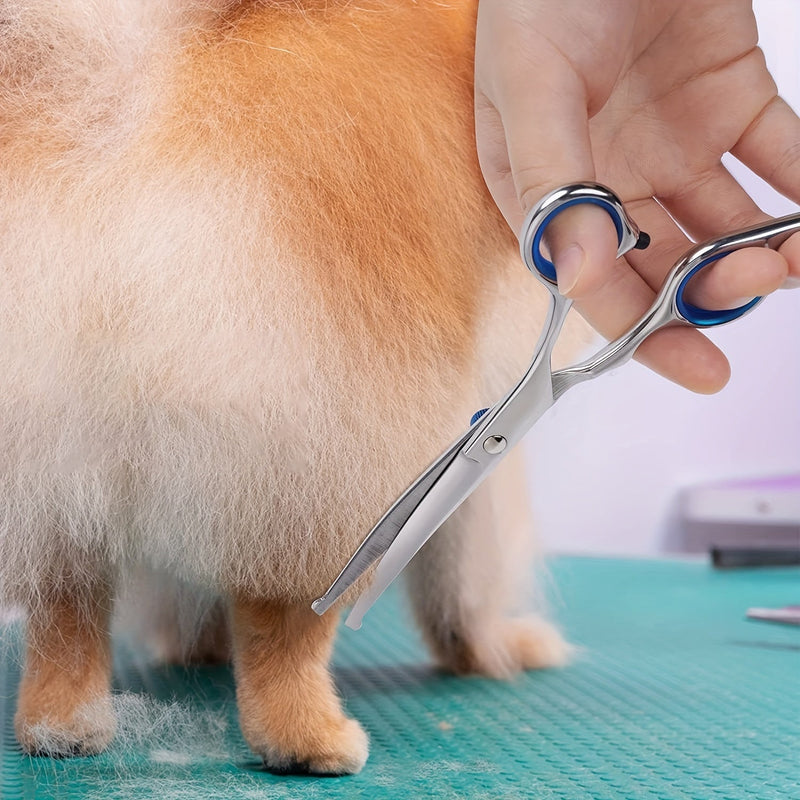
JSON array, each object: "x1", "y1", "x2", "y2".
[{"x1": 475, "y1": 0, "x2": 800, "y2": 392}]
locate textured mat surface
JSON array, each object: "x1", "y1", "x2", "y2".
[{"x1": 1, "y1": 557, "x2": 798, "y2": 799}]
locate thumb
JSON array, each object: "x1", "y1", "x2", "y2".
[
  {"x1": 543, "y1": 202, "x2": 622, "y2": 298},
  {"x1": 476, "y1": 50, "x2": 619, "y2": 296}
]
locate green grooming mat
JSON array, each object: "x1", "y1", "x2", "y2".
[{"x1": 1, "y1": 557, "x2": 798, "y2": 799}]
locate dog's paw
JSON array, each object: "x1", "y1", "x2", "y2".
[
  {"x1": 15, "y1": 693, "x2": 116, "y2": 757},
  {"x1": 433, "y1": 615, "x2": 573, "y2": 679},
  {"x1": 500, "y1": 615, "x2": 573, "y2": 672},
  {"x1": 256, "y1": 716, "x2": 369, "y2": 776}
]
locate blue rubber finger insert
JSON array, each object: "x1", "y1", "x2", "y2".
[
  {"x1": 676, "y1": 252, "x2": 762, "y2": 327},
  {"x1": 530, "y1": 197, "x2": 625, "y2": 283}
]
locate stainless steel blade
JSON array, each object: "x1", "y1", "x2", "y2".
[
  {"x1": 344, "y1": 448, "x2": 491, "y2": 629},
  {"x1": 311, "y1": 425, "x2": 476, "y2": 615}
]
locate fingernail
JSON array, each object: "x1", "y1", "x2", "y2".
[
  {"x1": 553, "y1": 243, "x2": 584, "y2": 295},
  {"x1": 781, "y1": 276, "x2": 800, "y2": 290}
]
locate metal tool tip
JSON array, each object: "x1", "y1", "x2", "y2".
[
  {"x1": 344, "y1": 603, "x2": 365, "y2": 630},
  {"x1": 310, "y1": 597, "x2": 327, "y2": 615}
]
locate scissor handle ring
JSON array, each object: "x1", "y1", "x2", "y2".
[
  {"x1": 522, "y1": 183, "x2": 648, "y2": 284},
  {"x1": 529, "y1": 197, "x2": 626, "y2": 283},
  {"x1": 675, "y1": 252, "x2": 763, "y2": 327}
]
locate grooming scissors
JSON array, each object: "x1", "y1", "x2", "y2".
[{"x1": 312, "y1": 182, "x2": 800, "y2": 629}]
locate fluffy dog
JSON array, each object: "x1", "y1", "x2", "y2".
[{"x1": 0, "y1": 0, "x2": 581, "y2": 773}]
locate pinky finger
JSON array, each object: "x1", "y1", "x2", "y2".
[{"x1": 732, "y1": 96, "x2": 800, "y2": 207}]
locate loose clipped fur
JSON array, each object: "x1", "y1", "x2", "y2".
[{"x1": 0, "y1": 0, "x2": 586, "y2": 774}]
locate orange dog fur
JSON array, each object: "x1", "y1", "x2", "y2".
[{"x1": 0, "y1": 0, "x2": 583, "y2": 773}]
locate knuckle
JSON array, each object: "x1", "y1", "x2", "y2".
[
  {"x1": 722, "y1": 207, "x2": 764, "y2": 234},
  {"x1": 517, "y1": 169, "x2": 564, "y2": 214},
  {"x1": 767, "y1": 138, "x2": 800, "y2": 186}
]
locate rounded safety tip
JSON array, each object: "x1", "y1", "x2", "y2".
[
  {"x1": 344, "y1": 614, "x2": 363, "y2": 631},
  {"x1": 311, "y1": 598, "x2": 327, "y2": 615},
  {"x1": 635, "y1": 231, "x2": 651, "y2": 250}
]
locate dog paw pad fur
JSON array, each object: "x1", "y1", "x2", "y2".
[
  {"x1": 15, "y1": 695, "x2": 117, "y2": 757},
  {"x1": 258, "y1": 717, "x2": 369, "y2": 776},
  {"x1": 503, "y1": 616, "x2": 573, "y2": 671},
  {"x1": 434, "y1": 615, "x2": 573, "y2": 678}
]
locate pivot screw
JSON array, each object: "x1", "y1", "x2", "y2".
[{"x1": 483, "y1": 435, "x2": 507, "y2": 455}]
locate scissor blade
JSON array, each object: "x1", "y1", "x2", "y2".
[
  {"x1": 314, "y1": 295, "x2": 564, "y2": 625},
  {"x1": 344, "y1": 446, "x2": 499, "y2": 630},
  {"x1": 344, "y1": 367, "x2": 560, "y2": 629},
  {"x1": 311, "y1": 425, "x2": 476, "y2": 616}
]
